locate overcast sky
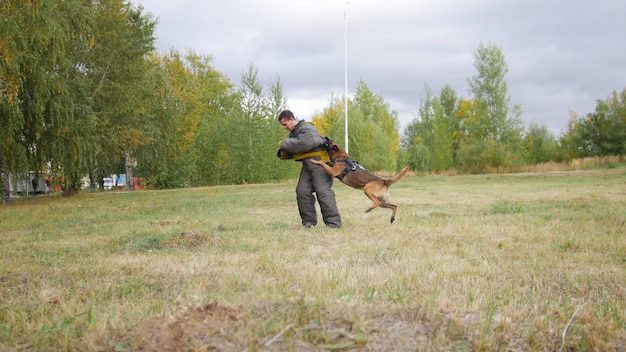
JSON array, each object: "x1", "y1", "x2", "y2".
[{"x1": 130, "y1": 0, "x2": 625, "y2": 136}]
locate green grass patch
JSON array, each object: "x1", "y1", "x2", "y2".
[{"x1": 1, "y1": 168, "x2": 625, "y2": 351}]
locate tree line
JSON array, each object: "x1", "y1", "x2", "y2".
[
  {"x1": 312, "y1": 42, "x2": 626, "y2": 174},
  {"x1": 1, "y1": 0, "x2": 298, "y2": 202},
  {"x1": 398, "y1": 43, "x2": 626, "y2": 174},
  {"x1": 2, "y1": 1, "x2": 625, "y2": 202}
]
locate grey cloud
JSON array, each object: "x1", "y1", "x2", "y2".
[{"x1": 133, "y1": 0, "x2": 626, "y2": 135}]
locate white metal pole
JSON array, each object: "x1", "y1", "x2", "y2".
[{"x1": 344, "y1": 2, "x2": 349, "y2": 153}]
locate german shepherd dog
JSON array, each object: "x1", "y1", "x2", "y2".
[{"x1": 311, "y1": 140, "x2": 410, "y2": 223}]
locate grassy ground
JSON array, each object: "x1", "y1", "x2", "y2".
[{"x1": 1, "y1": 167, "x2": 625, "y2": 351}]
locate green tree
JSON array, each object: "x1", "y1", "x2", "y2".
[
  {"x1": 134, "y1": 51, "x2": 223, "y2": 188},
  {"x1": 0, "y1": 0, "x2": 156, "y2": 197},
  {"x1": 0, "y1": 0, "x2": 98, "y2": 196},
  {"x1": 188, "y1": 53, "x2": 240, "y2": 186},
  {"x1": 1, "y1": 0, "x2": 31, "y2": 201},
  {"x1": 401, "y1": 86, "x2": 435, "y2": 172},
  {"x1": 231, "y1": 64, "x2": 279, "y2": 183},
  {"x1": 86, "y1": 0, "x2": 156, "y2": 191},
  {"x1": 314, "y1": 80, "x2": 400, "y2": 171},
  {"x1": 401, "y1": 85, "x2": 457, "y2": 172},
  {"x1": 576, "y1": 89, "x2": 626, "y2": 158},
  {"x1": 557, "y1": 111, "x2": 584, "y2": 162},
  {"x1": 352, "y1": 80, "x2": 400, "y2": 170},
  {"x1": 203, "y1": 64, "x2": 297, "y2": 185},
  {"x1": 430, "y1": 98, "x2": 456, "y2": 171},
  {"x1": 153, "y1": 51, "x2": 199, "y2": 188},
  {"x1": 522, "y1": 123, "x2": 559, "y2": 164},
  {"x1": 312, "y1": 81, "x2": 400, "y2": 171},
  {"x1": 459, "y1": 42, "x2": 524, "y2": 172},
  {"x1": 264, "y1": 77, "x2": 299, "y2": 181},
  {"x1": 311, "y1": 94, "x2": 348, "y2": 141},
  {"x1": 439, "y1": 84, "x2": 461, "y2": 163}
]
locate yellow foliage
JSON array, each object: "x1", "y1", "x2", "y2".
[
  {"x1": 456, "y1": 98, "x2": 479, "y2": 121},
  {"x1": 311, "y1": 103, "x2": 344, "y2": 136}
]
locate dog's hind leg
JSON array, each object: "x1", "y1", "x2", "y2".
[
  {"x1": 364, "y1": 197, "x2": 381, "y2": 214},
  {"x1": 379, "y1": 202, "x2": 397, "y2": 223},
  {"x1": 363, "y1": 188, "x2": 381, "y2": 214},
  {"x1": 370, "y1": 187, "x2": 397, "y2": 223}
]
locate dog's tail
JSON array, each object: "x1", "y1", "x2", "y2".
[{"x1": 385, "y1": 166, "x2": 410, "y2": 187}]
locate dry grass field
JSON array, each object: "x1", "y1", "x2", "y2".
[{"x1": 1, "y1": 166, "x2": 625, "y2": 351}]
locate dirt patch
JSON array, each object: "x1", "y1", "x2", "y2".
[
  {"x1": 116, "y1": 301, "x2": 480, "y2": 351},
  {"x1": 159, "y1": 232, "x2": 222, "y2": 250},
  {"x1": 133, "y1": 303, "x2": 245, "y2": 351}
]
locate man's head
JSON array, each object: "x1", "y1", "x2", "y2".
[{"x1": 278, "y1": 110, "x2": 298, "y2": 131}]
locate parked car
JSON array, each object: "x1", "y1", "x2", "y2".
[{"x1": 102, "y1": 177, "x2": 114, "y2": 190}]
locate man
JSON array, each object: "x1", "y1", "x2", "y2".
[{"x1": 277, "y1": 110, "x2": 342, "y2": 228}]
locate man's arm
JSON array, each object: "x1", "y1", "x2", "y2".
[{"x1": 280, "y1": 124, "x2": 325, "y2": 154}]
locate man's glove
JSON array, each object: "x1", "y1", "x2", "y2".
[{"x1": 277, "y1": 141, "x2": 293, "y2": 160}]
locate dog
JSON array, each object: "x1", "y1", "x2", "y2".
[{"x1": 311, "y1": 140, "x2": 410, "y2": 223}]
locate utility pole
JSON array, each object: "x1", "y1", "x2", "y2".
[{"x1": 344, "y1": 1, "x2": 349, "y2": 153}]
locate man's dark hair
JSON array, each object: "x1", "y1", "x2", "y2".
[{"x1": 278, "y1": 110, "x2": 295, "y2": 121}]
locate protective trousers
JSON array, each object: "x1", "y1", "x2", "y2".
[{"x1": 296, "y1": 159, "x2": 342, "y2": 228}]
